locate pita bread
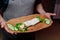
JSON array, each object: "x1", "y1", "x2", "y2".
[{"x1": 6, "y1": 14, "x2": 53, "y2": 33}]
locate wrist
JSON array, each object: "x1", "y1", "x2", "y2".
[
  {"x1": 38, "y1": 10, "x2": 46, "y2": 14},
  {"x1": 0, "y1": 18, "x2": 4, "y2": 23},
  {"x1": 0, "y1": 18, "x2": 5, "y2": 25},
  {"x1": 0, "y1": 15, "x2": 4, "y2": 21},
  {"x1": 39, "y1": 12, "x2": 46, "y2": 15}
]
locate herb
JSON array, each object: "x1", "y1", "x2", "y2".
[
  {"x1": 36, "y1": 16, "x2": 45, "y2": 22},
  {"x1": 22, "y1": 25, "x2": 27, "y2": 32}
]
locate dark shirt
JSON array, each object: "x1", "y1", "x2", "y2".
[
  {"x1": 34, "y1": 0, "x2": 56, "y2": 13},
  {"x1": 0, "y1": 0, "x2": 9, "y2": 16}
]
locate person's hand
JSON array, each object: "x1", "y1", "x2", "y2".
[
  {"x1": 0, "y1": 19, "x2": 15, "y2": 34},
  {"x1": 41, "y1": 12, "x2": 56, "y2": 19},
  {"x1": 45, "y1": 13, "x2": 56, "y2": 19}
]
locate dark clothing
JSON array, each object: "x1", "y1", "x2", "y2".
[
  {"x1": 0, "y1": 0, "x2": 9, "y2": 16},
  {"x1": 1, "y1": 28, "x2": 35, "y2": 40},
  {"x1": 41, "y1": 0, "x2": 56, "y2": 13},
  {"x1": 34, "y1": 0, "x2": 56, "y2": 13}
]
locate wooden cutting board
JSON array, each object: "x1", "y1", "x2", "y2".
[{"x1": 6, "y1": 14, "x2": 53, "y2": 33}]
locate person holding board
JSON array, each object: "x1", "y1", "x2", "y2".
[{"x1": 0, "y1": 0, "x2": 56, "y2": 40}]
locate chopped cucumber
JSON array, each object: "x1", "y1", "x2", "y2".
[
  {"x1": 15, "y1": 23, "x2": 23, "y2": 30},
  {"x1": 36, "y1": 16, "x2": 50, "y2": 25},
  {"x1": 14, "y1": 27, "x2": 19, "y2": 31},
  {"x1": 36, "y1": 16, "x2": 45, "y2": 22},
  {"x1": 7, "y1": 24, "x2": 15, "y2": 30},
  {"x1": 15, "y1": 23, "x2": 23, "y2": 27},
  {"x1": 19, "y1": 24, "x2": 27, "y2": 32},
  {"x1": 7, "y1": 23, "x2": 27, "y2": 32},
  {"x1": 45, "y1": 19, "x2": 50, "y2": 24},
  {"x1": 15, "y1": 23, "x2": 27, "y2": 32},
  {"x1": 40, "y1": 18, "x2": 45, "y2": 22},
  {"x1": 22, "y1": 25, "x2": 27, "y2": 32},
  {"x1": 36, "y1": 16, "x2": 41, "y2": 22}
]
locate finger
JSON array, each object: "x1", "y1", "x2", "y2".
[
  {"x1": 1, "y1": 25, "x2": 4, "y2": 28},
  {"x1": 4, "y1": 26, "x2": 14, "y2": 34},
  {"x1": 1, "y1": 21, "x2": 6, "y2": 28},
  {"x1": 1, "y1": 23, "x2": 5, "y2": 28},
  {"x1": 50, "y1": 13, "x2": 56, "y2": 16},
  {"x1": 48, "y1": 16, "x2": 51, "y2": 19},
  {"x1": 14, "y1": 32, "x2": 17, "y2": 35}
]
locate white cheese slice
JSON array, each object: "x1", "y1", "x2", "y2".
[
  {"x1": 19, "y1": 24, "x2": 25, "y2": 29},
  {"x1": 23, "y1": 18, "x2": 40, "y2": 27}
]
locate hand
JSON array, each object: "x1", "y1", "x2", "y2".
[
  {"x1": 0, "y1": 19, "x2": 15, "y2": 34},
  {"x1": 43, "y1": 13, "x2": 56, "y2": 19}
]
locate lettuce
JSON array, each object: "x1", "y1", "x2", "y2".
[
  {"x1": 22, "y1": 25, "x2": 27, "y2": 32},
  {"x1": 36, "y1": 16, "x2": 45, "y2": 22},
  {"x1": 15, "y1": 23, "x2": 27, "y2": 32}
]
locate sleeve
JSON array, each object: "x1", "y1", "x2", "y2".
[
  {"x1": 0, "y1": 0, "x2": 9, "y2": 16},
  {"x1": 33, "y1": 0, "x2": 41, "y2": 13}
]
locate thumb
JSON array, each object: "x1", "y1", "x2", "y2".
[
  {"x1": 4, "y1": 26, "x2": 14, "y2": 34},
  {"x1": 1, "y1": 21, "x2": 6, "y2": 28},
  {"x1": 1, "y1": 22, "x2": 5, "y2": 28}
]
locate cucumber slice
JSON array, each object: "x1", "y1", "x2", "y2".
[
  {"x1": 36, "y1": 16, "x2": 41, "y2": 22},
  {"x1": 36, "y1": 16, "x2": 45, "y2": 22},
  {"x1": 14, "y1": 27, "x2": 19, "y2": 31},
  {"x1": 45, "y1": 19, "x2": 50, "y2": 24},
  {"x1": 7, "y1": 24, "x2": 15, "y2": 30}
]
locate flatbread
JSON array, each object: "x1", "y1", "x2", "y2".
[{"x1": 6, "y1": 14, "x2": 53, "y2": 33}]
